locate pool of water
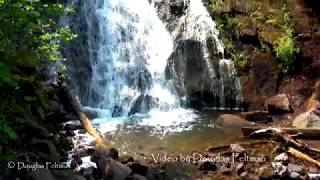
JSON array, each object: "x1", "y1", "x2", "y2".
[{"x1": 102, "y1": 110, "x2": 244, "y2": 156}]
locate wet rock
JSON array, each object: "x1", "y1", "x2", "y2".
[
  {"x1": 288, "y1": 163, "x2": 305, "y2": 174},
  {"x1": 219, "y1": 163, "x2": 231, "y2": 175},
  {"x1": 30, "y1": 138, "x2": 59, "y2": 162},
  {"x1": 240, "y1": 111, "x2": 272, "y2": 124},
  {"x1": 128, "y1": 94, "x2": 158, "y2": 115},
  {"x1": 74, "y1": 147, "x2": 96, "y2": 158},
  {"x1": 112, "y1": 105, "x2": 123, "y2": 117},
  {"x1": 131, "y1": 174, "x2": 148, "y2": 180},
  {"x1": 236, "y1": 162, "x2": 245, "y2": 175},
  {"x1": 80, "y1": 166, "x2": 95, "y2": 177},
  {"x1": 26, "y1": 169, "x2": 55, "y2": 180},
  {"x1": 240, "y1": 172, "x2": 260, "y2": 180},
  {"x1": 129, "y1": 163, "x2": 148, "y2": 176},
  {"x1": 91, "y1": 152, "x2": 131, "y2": 180},
  {"x1": 314, "y1": 81, "x2": 320, "y2": 99},
  {"x1": 272, "y1": 162, "x2": 288, "y2": 177},
  {"x1": 290, "y1": 172, "x2": 301, "y2": 179},
  {"x1": 274, "y1": 153, "x2": 289, "y2": 164},
  {"x1": 265, "y1": 94, "x2": 291, "y2": 114},
  {"x1": 60, "y1": 136, "x2": 74, "y2": 151},
  {"x1": 240, "y1": 52, "x2": 279, "y2": 111},
  {"x1": 239, "y1": 172, "x2": 260, "y2": 180},
  {"x1": 293, "y1": 108, "x2": 320, "y2": 128},
  {"x1": 119, "y1": 155, "x2": 134, "y2": 164},
  {"x1": 64, "y1": 123, "x2": 82, "y2": 131},
  {"x1": 77, "y1": 129, "x2": 86, "y2": 134},
  {"x1": 153, "y1": 0, "x2": 187, "y2": 33},
  {"x1": 51, "y1": 170, "x2": 86, "y2": 180},
  {"x1": 107, "y1": 148, "x2": 119, "y2": 160},
  {"x1": 49, "y1": 99, "x2": 68, "y2": 116},
  {"x1": 60, "y1": 151, "x2": 69, "y2": 162},
  {"x1": 82, "y1": 107, "x2": 98, "y2": 119},
  {"x1": 230, "y1": 144, "x2": 245, "y2": 153},
  {"x1": 166, "y1": 40, "x2": 220, "y2": 109},
  {"x1": 66, "y1": 130, "x2": 76, "y2": 137},
  {"x1": 215, "y1": 114, "x2": 254, "y2": 129},
  {"x1": 198, "y1": 161, "x2": 217, "y2": 171},
  {"x1": 258, "y1": 164, "x2": 276, "y2": 179},
  {"x1": 70, "y1": 155, "x2": 82, "y2": 169},
  {"x1": 239, "y1": 171, "x2": 248, "y2": 177},
  {"x1": 109, "y1": 159, "x2": 132, "y2": 180},
  {"x1": 306, "y1": 93, "x2": 320, "y2": 111}
]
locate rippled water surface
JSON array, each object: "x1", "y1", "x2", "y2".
[{"x1": 102, "y1": 110, "x2": 243, "y2": 155}]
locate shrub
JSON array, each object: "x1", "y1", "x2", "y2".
[{"x1": 274, "y1": 27, "x2": 297, "y2": 73}]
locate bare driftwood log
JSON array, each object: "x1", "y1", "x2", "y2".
[
  {"x1": 62, "y1": 83, "x2": 109, "y2": 150},
  {"x1": 246, "y1": 128, "x2": 320, "y2": 158},
  {"x1": 242, "y1": 127, "x2": 320, "y2": 140},
  {"x1": 288, "y1": 147, "x2": 320, "y2": 168}
]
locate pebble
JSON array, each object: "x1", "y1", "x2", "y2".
[
  {"x1": 274, "y1": 152, "x2": 289, "y2": 163},
  {"x1": 198, "y1": 161, "x2": 217, "y2": 171},
  {"x1": 230, "y1": 144, "x2": 245, "y2": 153},
  {"x1": 236, "y1": 162, "x2": 245, "y2": 175},
  {"x1": 258, "y1": 164, "x2": 276, "y2": 179},
  {"x1": 289, "y1": 172, "x2": 300, "y2": 179},
  {"x1": 219, "y1": 163, "x2": 231, "y2": 175},
  {"x1": 288, "y1": 163, "x2": 305, "y2": 174},
  {"x1": 272, "y1": 162, "x2": 288, "y2": 177}
]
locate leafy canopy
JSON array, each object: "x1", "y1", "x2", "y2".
[{"x1": 0, "y1": 0, "x2": 76, "y2": 147}]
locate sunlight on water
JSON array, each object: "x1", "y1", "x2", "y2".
[{"x1": 63, "y1": 0, "x2": 242, "y2": 137}]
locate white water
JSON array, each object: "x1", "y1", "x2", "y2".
[
  {"x1": 63, "y1": 0, "x2": 242, "y2": 136},
  {"x1": 90, "y1": 0, "x2": 178, "y2": 112},
  {"x1": 171, "y1": 0, "x2": 242, "y2": 110}
]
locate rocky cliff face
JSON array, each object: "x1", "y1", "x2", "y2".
[
  {"x1": 154, "y1": 0, "x2": 242, "y2": 109},
  {"x1": 207, "y1": 0, "x2": 320, "y2": 112}
]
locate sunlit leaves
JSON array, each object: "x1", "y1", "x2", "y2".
[{"x1": 0, "y1": 0, "x2": 77, "y2": 146}]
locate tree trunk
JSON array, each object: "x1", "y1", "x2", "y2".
[{"x1": 62, "y1": 83, "x2": 109, "y2": 150}]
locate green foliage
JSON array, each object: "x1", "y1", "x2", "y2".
[
  {"x1": 0, "y1": 118, "x2": 17, "y2": 143},
  {"x1": 0, "y1": 0, "x2": 76, "y2": 145},
  {"x1": 210, "y1": 0, "x2": 223, "y2": 13},
  {"x1": 273, "y1": 2, "x2": 298, "y2": 73},
  {"x1": 250, "y1": 2, "x2": 264, "y2": 21},
  {"x1": 274, "y1": 26, "x2": 297, "y2": 73},
  {"x1": 233, "y1": 52, "x2": 248, "y2": 72},
  {"x1": 265, "y1": 17, "x2": 281, "y2": 26}
]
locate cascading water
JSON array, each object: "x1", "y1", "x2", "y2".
[
  {"x1": 62, "y1": 0, "x2": 242, "y2": 136},
  {"x1": 167, "y1": 0, "x2": 243, "y2": 110},
  {"x1": 63, "y1": 0, "x2": 198, "y2": 135}
]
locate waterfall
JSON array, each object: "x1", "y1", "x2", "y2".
[
  {"x1": 62, "y1": 0, "x2": 242, "y2": 134},
  {"x1": 167, "y1": 0, "x2": 242, "y2": 110},
  {"x1": 63, "y1": 0, "x2": 197, "y2": 134}
]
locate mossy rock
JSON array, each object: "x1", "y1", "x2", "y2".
[{"x1": 258, "y1": 24, "x2": 282, "y2": 44}]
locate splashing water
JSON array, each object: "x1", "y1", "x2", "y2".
[
  {"x1": 63, "y1": 0, "x2": 242, "y2": 136},
  {"x1": 169, "y1": 0, "x2": 242, "y2": 110}
]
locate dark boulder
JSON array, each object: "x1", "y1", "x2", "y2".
[
  {"x1": 166, "y1": 40, "x2": 216, "y2": 108},
  {"x1": 129, "y1": 94, "x2": 158, "y2": 115},
  {"x1": 30, "y1": 138, "x2": 59, "y2": 162}
]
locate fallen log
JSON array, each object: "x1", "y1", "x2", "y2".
[
  {"x1": 242, "y1": 127, "x2": 320, "y2": 140},
  {"x1": 207, "y1": 140, "x2": 271, "y2": 153},
  {"x1": 246, "y1": 128, "x2": 320, "y2": 158},
  {"x1": 288, "y1": 147, "x2": 320, "y2": 168},
  {"x1": 62, "y1": 83, "x2": 109, "y2": 150}
]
